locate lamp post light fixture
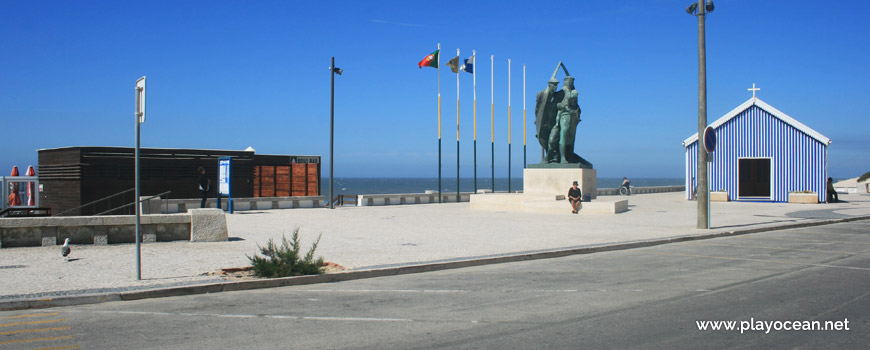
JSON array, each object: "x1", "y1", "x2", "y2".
[
  {"x1": 687, "y1": 0, "x2": 714, "y2": 229},
  {"x1": 329, "y1": 57, "x2": 342, "y2": 209}
]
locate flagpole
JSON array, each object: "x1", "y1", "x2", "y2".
[
  {"x1": 472, "y1": 50, "x2": 477, "y2": 193},
  {"x1": 438, "y1": 43, "x2": 442, "y2": 204},
  {"x1": 490, "y1": 55, "x2": 495, "y2": 192},
  {"x1": 455, "y1": 48, "x2": 460, "y2": 203},
  {"x1": 523, "y1": 64, "x2": 527, "y2": 169},
  {"x1": 508, "y1": 58, "x2": 512, "y2": 193}
]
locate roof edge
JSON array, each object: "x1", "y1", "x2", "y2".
[{"x1": 682, "y1": 97, "x2": 832, "y2": 147}]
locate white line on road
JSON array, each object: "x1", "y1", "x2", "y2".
[
  {"x1": 289, "y1": 289, "x2": 705, "y2": 293},
  {"x1": 300, "y1": 289, "x2": 470, "y2": 293},
  {"x1": 649, "y1": 252, "x2": 870, "y2": 271},
  {"x1": 301, "y1": 316, "x2": 412, "y2": 322},
  {"x1": 736, "y1": 235, "x2": 870, "y2": 246},
  {"x1": 683, "y1": 242, "x2": 868, "y2": 255},
  {"x1": 87, "y1": 310, "x2": 412, "y2": 323}
]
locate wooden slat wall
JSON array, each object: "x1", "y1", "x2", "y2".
[
  {"x1": 291, "y1": 164, "x2": 306, "y2": 195},
  {"x1": 255, "y1": 163, "x2": 319, "y2": 197},
  {"x1": 306, "y1": 164, "x2": 318, "y2": 195},
  {"x1": 276, "y1": 166, "x2": 291, "y2": 196}
]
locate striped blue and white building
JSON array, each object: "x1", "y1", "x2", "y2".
[{"x1": 682, "y1": 96, "x2": 832, "y2": 203}]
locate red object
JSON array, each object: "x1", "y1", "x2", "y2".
[
  {"x1": 418, "y1": 50, "x2": 439, "y2": 69},
  {"x1": 8, "y1": 165, "x2": 21, "y2": 207},
  {"x1": 8, "y1": 192, "x2": 21, "y2": 206},
  {"x1": 25, "y1": 165, "x2": 36, "y2": 206}
]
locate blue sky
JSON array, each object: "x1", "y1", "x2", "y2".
[{"x1": 2, "y1": 0, "x2": 868, "y2": 179}]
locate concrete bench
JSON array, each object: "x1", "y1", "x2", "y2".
[{"x1": 0, "y1": 209, "x2": 228, "y2": 248}]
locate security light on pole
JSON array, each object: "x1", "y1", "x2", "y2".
[{"x1": 329, "y1": 58, "x2": 342, "y2": 209}]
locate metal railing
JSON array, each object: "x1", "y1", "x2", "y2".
[
  {"x1": 94, "y1": 190, "x2": 172, "y2": 216},
  {"x1": 55, "y1": 188, "x2": 135, "y2": 216},
  {"x1": 331, "y1": 194, "x2": 358, "y2": 207}
]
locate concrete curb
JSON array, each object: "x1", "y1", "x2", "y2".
[{"x1": 3, "y1": 214, "x2": 869, "y2": 311}]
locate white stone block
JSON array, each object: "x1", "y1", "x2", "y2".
[
  {"x1": 233, "y1": 201, "x2": 252, "y2": 211},
  {"x1": 523, "y1": 168, "x2": 597, "y2": 200},
  {"x1": 189, "y1": 209, "x2": 228, "y2": 242}
]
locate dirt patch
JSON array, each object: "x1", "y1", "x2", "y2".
[{"x1": 211, "y1": 262, "x2": 348, "y2": 280}]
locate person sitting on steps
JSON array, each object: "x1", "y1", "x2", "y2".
[
  {"x1": 826, "y1": 177, "x2": 839, "y2": 203},
  {"x1": 568, "y1": 181, "x2": 582, "y2": 214}
]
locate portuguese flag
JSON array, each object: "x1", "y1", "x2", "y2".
[{"x1": 418, "y1": 50, "x2": 439, "y2": 69}]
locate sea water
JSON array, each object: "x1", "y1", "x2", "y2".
[{"x1": 320, "y1": 177, "x2": 682, "y2": 196}]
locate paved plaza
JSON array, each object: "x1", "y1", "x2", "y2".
[{"x1": 1, "y1": 192, "x2": 868, "y2": 301}]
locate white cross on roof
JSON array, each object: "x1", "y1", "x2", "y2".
[{"x1": 748, "y1": 83, "x2": 761, "y2": 98}]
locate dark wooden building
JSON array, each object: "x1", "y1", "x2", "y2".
[{"x1": 38, "y1": 147, "x2": 320, "y2": 215}]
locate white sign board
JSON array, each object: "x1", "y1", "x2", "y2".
[
  {"x1": 218, "y1": 158, "x2": 231, "y2": 196},
  {"x1": 136, "y1": 76, "x2": 146, "y2": 123}
]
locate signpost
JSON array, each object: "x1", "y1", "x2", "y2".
[
  {"x1": 134, "y1": 76, "x2": 146, "y2": 280},
  {"x1": 703, "y1": 126, "x2": 716, "y2": 154},
  {"x1": 217, "y1": 157, "x2": 232, "y2": 214},
  {"x1": 702, "y1": 125, "x2": 715, "y2": 228}
]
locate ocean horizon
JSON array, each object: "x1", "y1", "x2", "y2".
[{"x1": 319, "y1": 177, "x2": 683, "y2": 197}]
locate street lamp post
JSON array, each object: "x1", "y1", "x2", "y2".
[
  {"x1": 687, "y1": 0, "x2": 714, "y2": 229},
  {"x1": 329, "y1": 57, "x2": 342, "y2": 209}
]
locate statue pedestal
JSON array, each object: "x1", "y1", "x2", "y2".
[
  {"x1": 523, "y1": 168, "x2": 597, "y2": 201},
  {"x1": 470, "y1": 168, "x2": 624, "y2": 214}
]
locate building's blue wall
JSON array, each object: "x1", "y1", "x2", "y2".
[{"x1": 685, "y1": 105, "x2": 827, "y2": 203}]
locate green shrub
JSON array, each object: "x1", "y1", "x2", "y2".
[
  {"x1": 858, "y1": 171, "x2": 870, "y2": 183},
  {"x1": 247, "y1": 228, "x2": 324, "y2": 278}
]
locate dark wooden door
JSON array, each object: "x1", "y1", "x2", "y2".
[{"x1": 738, "y1": 158, "x2": 771, "y2": 197}]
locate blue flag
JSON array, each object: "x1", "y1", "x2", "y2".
[{"x1": 461, "y1": 54, "x2": 474, "y2": 74}]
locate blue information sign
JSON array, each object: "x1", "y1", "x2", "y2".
[
  {"x1": 703, "y1": 126, "x2": 716, "y2": 153},
  {"x1": 218, "y1": 158, "x2": 231, "y2": 196}
]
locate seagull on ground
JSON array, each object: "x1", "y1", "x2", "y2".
[{"x1": 61, "y1": 238, "x2": 71, "y2": 259}]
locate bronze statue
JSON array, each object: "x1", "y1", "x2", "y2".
[
  {"x1": 534, "y1": 77, "x2": 560, "y2": 161},
  {"x1": 551, "y1": 76, "x2": 581, "y2": 163},
  {"x1": 534, "y1": 62, "x2": 591, "y2": 167}
]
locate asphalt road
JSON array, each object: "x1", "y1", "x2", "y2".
[{"x1": 2, "y1": 221, "x2": 868, "y2": 349}]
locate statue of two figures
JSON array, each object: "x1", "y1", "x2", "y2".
[{"x1": 534, "y1": 62, "x2": 592, "y2": 168}]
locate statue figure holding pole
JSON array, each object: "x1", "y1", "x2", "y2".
[{"x1": 532, "y1": 62, "x2": 592, "y2": 168}]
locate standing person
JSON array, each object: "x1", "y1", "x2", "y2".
[
  {"x1": 568, "y1": 181, "x2": 582, "y2": 214},
  {"x1": 197, "y1": 166, "x2": 210, "y2": 208},
  {"x1": 826, "y1": 177, "x2": 839, "y2": 203}
]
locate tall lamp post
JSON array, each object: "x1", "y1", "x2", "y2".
[
  {"x1": 686, "y1": 0, "x2": 714, "y2": 229},
  {"x1": 329, "y1": 57, "x2": 342, "y2": 209}
]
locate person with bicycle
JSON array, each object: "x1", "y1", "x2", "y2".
[
  {"x1": 568, "y1": 181, "x2": 582, "y2": 214},
  {"x1": 620, "y1": 177, "x2": 631, "y2": 195}
]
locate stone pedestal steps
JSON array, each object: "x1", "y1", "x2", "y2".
[{"x1": 470, "y1": 193, "x2": 628, "y2": 214}]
